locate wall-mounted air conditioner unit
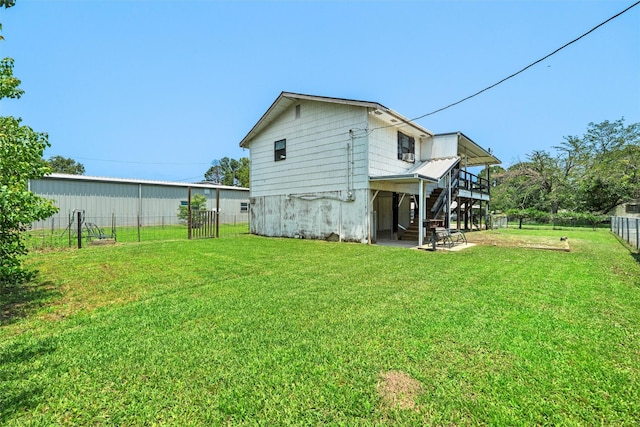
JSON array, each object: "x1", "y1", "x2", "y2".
[{"x1": 402, "y1": 153, "x2": 415, "y2": 163}]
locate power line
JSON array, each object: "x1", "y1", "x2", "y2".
[
  {"x1": 51, "y1": 155, "x2": 211, "y2": 166},
  {"x1": 380, "y1": 0, "x2": 640, "y2": 129}
]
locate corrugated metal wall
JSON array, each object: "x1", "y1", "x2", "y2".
[{"x1": 29, "y1": 177, "x2": 249, "y2": 229}]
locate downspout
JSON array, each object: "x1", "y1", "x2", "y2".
[{"x1": 347, "y1": 130, "x2": 353, "y2": 198}]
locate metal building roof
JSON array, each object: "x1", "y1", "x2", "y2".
[{"x1": 40, "y1": 173, "x2": 249, "y2": 191}]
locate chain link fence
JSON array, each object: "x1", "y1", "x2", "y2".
[
  {"x1": 27, "y1": 212, "x2": 249, "y2": 250},
  {"x1": 611, "y1": 216, "x2": 640, "y2": 250}
]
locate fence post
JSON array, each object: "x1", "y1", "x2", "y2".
[
  {"x1": 77, "y1": 211, "x2": 82, "y2": 249},
  {"x1": 187, "y1": 187, "x2": 192, "y2": 240},
  {"x1": 636, "y1": 218, "x2": 639, "y2": 249},
  {"x1": 216, "y1": 188, "x2": 220, "y2": 238},
  {"x1": 625, "y1": 217, "x2": 629, "y2": 244}
]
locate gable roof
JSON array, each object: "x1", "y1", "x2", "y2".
[
  {"x1": 238, "y1": 92, "x2": 500, "y2": 166},
  {"x1": 239, "y1": 91, "x2": 434, "y2": 148}
]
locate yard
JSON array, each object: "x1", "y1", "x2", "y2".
[{"x1": 1, "y1": 228, "x2": 639, "y2": 425}]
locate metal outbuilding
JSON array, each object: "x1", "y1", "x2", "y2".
[{"x1": 28, "y1": 173, "x2": 249, "y2": 229}]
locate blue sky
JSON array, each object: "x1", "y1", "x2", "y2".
[{"x1": 1, "y1": 0, "x2": 638, "y2": 182}]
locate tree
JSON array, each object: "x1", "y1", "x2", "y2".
[
  {"x1": 204, "y1": 156, "x2": 249, "y2": 187},
  {"x1": 236, "y1": 157, "x2": 250, "y2": 188},
  {"x1": 489, "y1": 161, "x2": 550, "y2": 213},
  {"x1": 47, "y1": 155, "x2": 85, "y2": 175},
  {"x1": 578, "y1": 119, "x2": 640, "y2": 213},
  {"x1": 1, "y1": 2, "x2": 58, "y2": 284},
  {"x1": 204, "y1": 160, "x2": 222, "y2": 184},
  {"x1": 177, "y1": 193, "x2": 207, "y2": 227},
  {"x1": 489, "y1": 118, "x2": 639, "y2": 217}
]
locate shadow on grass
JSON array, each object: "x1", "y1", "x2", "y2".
[
  {"x1": 0, "y1": 336, "x2": 58, "y2": 423},
  {"x1": 1, "y1": 279, "x2": 59, "y2": 327},
  {"x1": 1, "y1": 276, "x2": 60, "y2": 422},
  {"x1": 612, "y1": 233, "x2": 640, "y2": 268}
]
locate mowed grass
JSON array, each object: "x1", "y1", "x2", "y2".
[
  {"x1": 25, "y1": 222, "x2": 249, "y2": 249},
  {"x1": 1, "y1": 228, "x2": 639, "y2": 425}
]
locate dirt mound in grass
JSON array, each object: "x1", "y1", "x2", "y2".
[
  {"x1": 377, "y1": 370, "x2": 423, "y2": 411},
  {"x1": 464, "y1": 231, "x2": 570, "y2": 251}
]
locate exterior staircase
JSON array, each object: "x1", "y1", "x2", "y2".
[{"x1": 400, "y1": 220, "x2": 420, "y2": 241}]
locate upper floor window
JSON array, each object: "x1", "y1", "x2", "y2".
[
  {"x1": 397, "y1": 131, "x2": 415, "y2": 162},
  {"x1": 275, "y1": 139, "x2": 286, "y2": 161}
]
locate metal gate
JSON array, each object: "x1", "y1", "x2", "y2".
[{"x1": 189, "y1": 210, "x2": 218, "y2": 239}]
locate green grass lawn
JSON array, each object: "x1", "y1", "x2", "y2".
[
  {"x1": 2, "y1": 228, "x2": 639, "y2": 425},
  {"x1": 26, "y1": 222, "x2": 250, "y2": 249}
]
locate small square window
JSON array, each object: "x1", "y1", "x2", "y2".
[
  {"x1": 275, "y1": 139, "x2": 286, "y2": 161},
  {"x1": 397, "y1": 131, "x2": 415, "y2": 162},
  {"x1": 241, "y1": 202, "x2": 249, "y2": 213}
]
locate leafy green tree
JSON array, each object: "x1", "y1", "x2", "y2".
[
  {"x1": 490, "y1": 162, "x2": 548, "y2": 213},
  {"x1": 204, "y1": 159, "x2": 222, "y2": 184},
  {"x1": 47, "y1": 155, "x2": 85, "y2": 175},
  {"x1": 1, "y1": 1, "x2": 58, "y2": 284},
  {"x1": 236, "y1": 157, "x2": 249, "y2": 188},
  {"x1": 0, "y1": 57, "x2": 22, "y2": 98},
  {"x1": 578, "y1": 119, "x2": 640, "y2": 213},
  {"x1": 204, "y1": 157, "x2": 249, "y2": 187},
  {"x1": 177, "y1": 193, "x2": 207, "y2": 227},
  {"x1": 490, "y1": 118, "x2": 639, "y2": 216}
]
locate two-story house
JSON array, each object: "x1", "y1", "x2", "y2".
[{"x1": 239, "y1": 92, "x2": 500, "y2": 245}]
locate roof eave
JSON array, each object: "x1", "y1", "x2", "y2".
[{"x1": 240, "y1": 92, "x2": 387, "y2": 148}]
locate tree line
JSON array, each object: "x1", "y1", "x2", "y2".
[{"x1": 487, "y1": 118, "x2": 639, "y2": 220}]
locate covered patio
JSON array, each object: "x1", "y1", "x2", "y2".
[{"x1": 369, "y1": 133, "x2": 500, "y2": 246}]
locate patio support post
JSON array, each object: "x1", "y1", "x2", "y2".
[
  {"x1": 457, "y1": 196, "x2": 461, "y2": 230},
  {"x1": 486, "y1": 162, "x2": 491, "y2": 230},
  {"x1": 485, "y1": 199, "x2": 489, "y2": 230},
  {"x1": 447, "y1": 169, "x2": 452, "y2": 230},
  {"x1": 418, "y1": 180, "x2": 425, "y2": 247}
]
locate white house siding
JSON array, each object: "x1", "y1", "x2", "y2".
[
  {"x1": 422, "y1": 134, "x2": 458, "y2": 160},
  {"x1": 248, "y1": 101, "x2": 369, "y2": 197},
  {"x1": 367, "y1": 114, "x2": 430, "y2": 180},
  {"x1": 247, "y1": 100, "x2": 372, "y2": 242}
]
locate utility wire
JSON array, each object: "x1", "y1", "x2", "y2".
[
  {"x1": 385, "y1": 0, "x2": 640, "y2": 128},
  {"x1": 54, "y1": 155, "x2": 211, "y2": 166}
]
